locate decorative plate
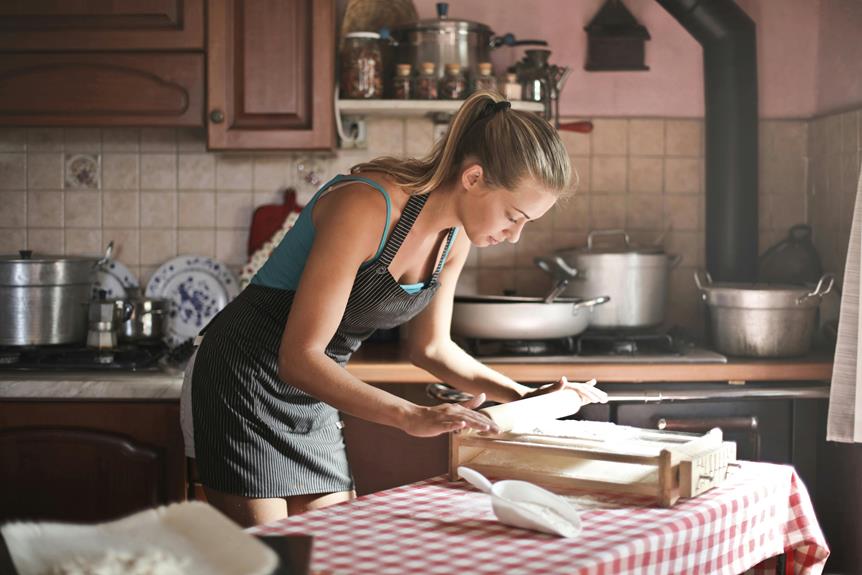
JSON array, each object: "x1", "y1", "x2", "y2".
[
  {"x1": 92, "y1": 258, "x2": 139, "y2": 299},
  {"x1": 145, "y1": 255, "x2": 239, "y2": 347}
]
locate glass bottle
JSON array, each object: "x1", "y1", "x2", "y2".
[
  {"x1": 475, "y1": 62, "x2": 498, "y2": 93},
  {"x1": 414, "y1": 62, "x2": 438, "y2": 100},
  {"x1": 392, "y1": 63, "x2": 412, "y2": 100},
  {"x1": 340, "y1": 32, "x2": 383, "y2": 99},
  {"x1": 439, "y1": 63, "x2": 467, "y2": 100},
  {"x1": 503, "y1": 72, "x2": 522, "y2": 101}
]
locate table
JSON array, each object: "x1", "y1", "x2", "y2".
[{"x1": 250, "y1": 461, "x2": 829, "y2": 575}]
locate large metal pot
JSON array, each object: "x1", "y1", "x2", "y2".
[
  {"x1": 695, "y1": 271, "x2": 834, "y2": 357},
  {"x1": 114, "y1": 297, "x2": 169, "y2": 343},
  {"x1": 555, "y1": 230, "x2": 680, "y2": 329},
  {"x1": 390, "y1": 2, "x2": 547, "y2": 86},
  {"x1": 452, "y1": 295, "x2": 609, "y2": 340},
  {"x1": 0, "y1": 250, "x2": 99, "y2": 345}
]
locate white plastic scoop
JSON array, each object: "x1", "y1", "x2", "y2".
[{"x1": 458, "y1": 466, "x2": 582, "y2": 538}]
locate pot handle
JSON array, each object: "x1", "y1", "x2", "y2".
[
  {"x1": 571, "y1": 295, "x2": 610, "y2": 313},
  {"x1": 693, "y1": 269, "x2": 713, "y2": 291},
  {"x1": 95, "y1": 240, "x2": 114, "y2": 269},
  {"x1": 587, "y1": 229, "x2": 630, "y2": 251},
  {"x1": 796, "y1": 274, "x2": 835, "y2": 305}
]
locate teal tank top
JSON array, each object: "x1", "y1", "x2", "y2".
[{"x1": 251, "y1": 175, "x2": 457, "y2": 294}]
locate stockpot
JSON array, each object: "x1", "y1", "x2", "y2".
[
  {"x1": 0, "y1": 250, "x2": 99, "y2": 345},
  {"x1": 390, "y1": 2, "x2": 547, "y2": 85},
  {"x1": 451, "y1": 294, "x2": 609, "y2": 340},
  {"x1": 555, "y1": 230, "x2": 681, "y2": 329},
  {"x1": 695, "y1": 271, "x2": 834, "y2": 357}
]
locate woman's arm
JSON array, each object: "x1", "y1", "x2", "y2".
[
  {"x1": 277, "y1": 185, "x2": 497, "y2": 437},
  {"x1": 405, "y1": 234, "x2": 533, "y2": 403}
]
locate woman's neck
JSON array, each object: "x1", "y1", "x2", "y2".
[{"x1": 414, "y1": 183, "x2": 462, "y2": 234}]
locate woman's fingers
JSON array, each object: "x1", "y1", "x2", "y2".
[{"x1": 459, "y1": 392, "x2": 486, "y2": 411}]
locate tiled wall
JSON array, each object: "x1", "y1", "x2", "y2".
[
  {"x1": 0, "y1": 116, "x2": 811, "y2": 333},
  {"x1": 807, "y1": 107, "x2": 862, "y2": 287}
]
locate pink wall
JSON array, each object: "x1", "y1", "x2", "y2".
[
  {"x1": 815, "y1": 0, "x2": 862, "y2": 115},
  {"x1": 405, "y1": 0, "x2": 842, "y2": 119}
]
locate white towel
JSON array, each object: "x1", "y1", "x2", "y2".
[{"x1": 827, "y1": 161, "x2": 862, "y2": 443}]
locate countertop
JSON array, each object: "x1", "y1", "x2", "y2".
[{"x1": 0, "y1": 343, "x2": 834, "y2": 401}]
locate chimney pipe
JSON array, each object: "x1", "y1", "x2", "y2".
[{"x1": 655, "y1": 0, "x2": 759, "y2": 282}]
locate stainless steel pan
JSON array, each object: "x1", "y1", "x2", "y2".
[{"x1": 452, "y1": 295, "x2": 610, "y2": 340}]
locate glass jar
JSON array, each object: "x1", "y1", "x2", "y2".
[
  {"x1": 440, "y1": 63, "x2": 467, "y2": 100},
  {"x1": 415, "y1": 62, "x2": 438, "y2": 100},
  {"x1": 503, "y1": 72, "x2": 522, "y2": 101},
  {"x1": 475, "y1": 62, "x2": 498, "y2": 93},
  {"x1": 340, "y1": 32, "x2": 383, "y2": 99},
  {"x1": 392, "y1": 63, "x2": 412, "y2": 100}
]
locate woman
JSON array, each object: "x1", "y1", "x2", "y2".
[{"x1": 180, "y1": 91, "x2": 607, "y2": 527}]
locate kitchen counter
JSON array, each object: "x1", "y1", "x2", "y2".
[
  {"x1": 348, "y1": 343, "x2": 835, "y2": 384},
  {"x1": 0, "y1": 343, "x2": 834, "y2": 401},
  {"x1": 0, "y1": 369, "x2": 184, "y2": 400}
]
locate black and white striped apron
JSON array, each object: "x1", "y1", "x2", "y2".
[{"x1": 191, "y1": 184, "x2": 457, "y2": 497}]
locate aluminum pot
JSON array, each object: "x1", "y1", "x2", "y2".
[
  {"x1": 695, "y1": 271, "x2": 835, "y2": 357},
  {"x1": 0, "y1": 250, "x2": 99, "y2": 345},
  {"x1": 451, "y1": 295, "x2": 609, "y2": 340},
  {"x1": 555, "y1": 230, "x2": 681, "y2": 329},
  {"x1": 114, "y1": 297, "x2": 168, "y2": 343},
  {"x1": 390, "y1": 2, "x2": 547, "y2": 86}
]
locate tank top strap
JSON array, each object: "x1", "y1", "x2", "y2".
[
  {"x1": 429, "y1": 227, "x2": 459, "y2": 283},
  {"x1": 376, "y1": 193, "x2": 428, "y2": 266}
]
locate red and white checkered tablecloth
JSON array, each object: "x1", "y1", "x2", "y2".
[{"x1": 249, "y1": 461, "x2": 829, "y2": 575}]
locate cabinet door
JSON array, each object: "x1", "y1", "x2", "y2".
[
  {"x1": 0, "y1": 0, "x2": 204, "y2": 51},
  {"x1": 207, "y1": 0, "x2": 335, "y2": 150},
  {"x1": 0, "y1": 53, "x2": 204, "y2": 126},
  {"x1": 0, "y1": 401, "x2": 185, "y2": 523}
]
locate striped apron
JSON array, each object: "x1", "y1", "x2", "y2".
[{"x1": 190, "y1": 187, "x2": 457, "y2": 497}]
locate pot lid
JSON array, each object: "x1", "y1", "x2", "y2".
[
  {"x1": 0, "y1": 250, "x2": 99, "y2": 264},
  {"x1": 392, "y1": 3, "x2": 491, "y2": 34},
  {"x1": 561, "y1": 230, "x2": 666, "y2": 255},
  {"x1": 0, "y1": 251, "x2": 99, "y2": 285}
]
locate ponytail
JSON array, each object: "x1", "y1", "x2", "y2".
[{"x1": 352, "y1": 90, "x2": 572, "y2": 198}]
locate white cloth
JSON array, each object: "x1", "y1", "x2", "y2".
[
  {"x1": 179, "y1": 349, "x2": 197, "y2": 458},
  {"x1": 827, "y1": 162, "x2": 862, "y2": 443}
]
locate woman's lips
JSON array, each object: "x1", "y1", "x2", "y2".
[{"x1": 487, "y1": 235, "x2": 499, "y2": 245}]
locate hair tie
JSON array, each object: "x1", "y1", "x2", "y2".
[
  {"x1": 478, "y1": 99, "x2": 511, "y2": 121},
  {"x1": 494, "y1": 100, "x2": 512, "y2": 112}
]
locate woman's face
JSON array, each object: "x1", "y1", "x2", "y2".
[{"x1": 458, "y1": 166, "x2": 558, "y2": 247}]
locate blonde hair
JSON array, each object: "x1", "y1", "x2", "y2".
[{"x1": 351, "y1": 91, "x2": 573, "y2": 197}]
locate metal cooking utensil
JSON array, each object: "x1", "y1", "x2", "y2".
[{"x1": 534, "y1": 256, "x2": 578, "y2": 304}]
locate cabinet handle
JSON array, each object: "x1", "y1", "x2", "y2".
[{"x1": 210, "y1": 109, "x2": 225, "y2": 124}]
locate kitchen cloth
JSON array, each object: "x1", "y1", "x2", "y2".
[{"x1": 828, "y1": 161, "x2": 862, "y2": 443}]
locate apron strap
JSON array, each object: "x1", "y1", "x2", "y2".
[{"x1": 376, "y1": 193, "x2": 429, "y2": 266}]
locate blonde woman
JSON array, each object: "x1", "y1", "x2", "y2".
[{"x1": 181, "y1": 91, "x2": 608, "y2": 527}]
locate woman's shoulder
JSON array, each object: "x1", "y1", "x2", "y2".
[{"x1": 313, "y1": 172, "x2": 408, "y2": 223}]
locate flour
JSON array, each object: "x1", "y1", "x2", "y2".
[
  {"x1": 46, "y1": 549, "x2": 189, "y2": 575},
  {"x1": 516, "y1": 502, "x2": 580, "y2": 538}
]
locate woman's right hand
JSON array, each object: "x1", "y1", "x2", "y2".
[{"x1": 402, "y1": 393, "x2": 500, "y2": 437}]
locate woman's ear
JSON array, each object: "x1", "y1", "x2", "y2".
[{"x1": 461, "y1": 164, "x2": 484, "y2": 191}]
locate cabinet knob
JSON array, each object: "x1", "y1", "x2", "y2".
[{"x1": 210, "y1": 109, "x2": 225, "y2": 124}]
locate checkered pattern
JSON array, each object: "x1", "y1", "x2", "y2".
[{"x1": 249, "y1": 461, "x2": 828, "y2": 575}]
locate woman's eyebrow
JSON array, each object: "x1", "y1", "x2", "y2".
[{"x1": 513, "y1": 206, "x2": 532, "y2": 220}]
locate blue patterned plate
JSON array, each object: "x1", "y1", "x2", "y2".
[
  {"x1": 92, "y1": 258, "x2": 138, "y2": 299},
  {"x1": 145, "y1": 255, "x2": 239, "y2": 347}
]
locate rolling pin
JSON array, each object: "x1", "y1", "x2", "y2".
[{"x1": 477, "y1": 383, "x2": 594, "y2": 433}]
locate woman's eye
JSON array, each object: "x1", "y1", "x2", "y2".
[{"x1": 507, "y1": 215, "x2": 518, "y2": 224}]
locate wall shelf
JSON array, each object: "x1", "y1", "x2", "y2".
[{"x1": 337, "y1": 99, "x2": 544, "y2": 117}]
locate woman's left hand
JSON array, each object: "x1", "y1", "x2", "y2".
[{"x1": 521, "y1": 376, "x2": 608, "y2": 406}]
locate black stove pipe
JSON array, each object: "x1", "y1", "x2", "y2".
[{"x1": 655, "y1": 0, "x2": 759, "y2": 282}]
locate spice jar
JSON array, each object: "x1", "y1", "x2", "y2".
[
  {"x1": 415, "y1": 62, "x2": 438, "y2": 100},
  {"x1": 503, "y1": 72, "x2": 522, "y2": 101},
  {"x1": 475, "y1": 62, "x2": 498, "y2": 93},
  {"x1": 340, "y1": 32, "x2": 383, "y2": 99},
  {"x1": 392, "y1": 63, "x2": 413, "y2": 100},
  {"x1": 440, "y1": 63, "x2": 467, "y2": 100}
]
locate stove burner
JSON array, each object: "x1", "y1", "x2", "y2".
[
  {"x1": 465, "y1": 337, "x2": 577, "y2": 357},
  {"x1": 0, "y1": 343, "x2": 168, "y2": 371},
  {"x1": 577, "y1": 332, "x2": 677, "y2": 356}
]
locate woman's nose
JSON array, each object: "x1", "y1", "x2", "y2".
[{"x1": 505, "y1": 221, "x2": 527, "y2": 243}]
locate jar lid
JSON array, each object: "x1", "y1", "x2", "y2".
[
  {"x1": 345, "y1": 31, "x2": 381, "y2": 40},
  {"x1": 445, "y1": 63, "x2": 462, "y2": 73},
  {"x1": 478, "y1": 62, "x2": 493, "y2": 74},
  {"x1": 396, "y1": 63, "x2": 412, "y2": 75},
  {"x1": 421, "y1": 62, "x2": 436, "y2": 73}
]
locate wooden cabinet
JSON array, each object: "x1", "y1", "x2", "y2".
[
  {"x1": 0, "y1": 0, "x2": 204, "y2": 51},
  {"x1": 207, "y1": 0, "x2": 335, "y2": 150},
  {"x1": 0, "y1": 53, "x2": 204, "y2": 126},
  {"x1": 0, "y1": 401, "x2": 186, "y2": 523},
  {"x1": 0, "y1": 0, "x2": 205, "y2": 127}
]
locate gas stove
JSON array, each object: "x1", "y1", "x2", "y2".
[
  {"x1": 461, "y1": 331, "x2": 727, "y2": 364},
  {"x1": 0, "y1": 342, "x2": 172, "y2": 371}
]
